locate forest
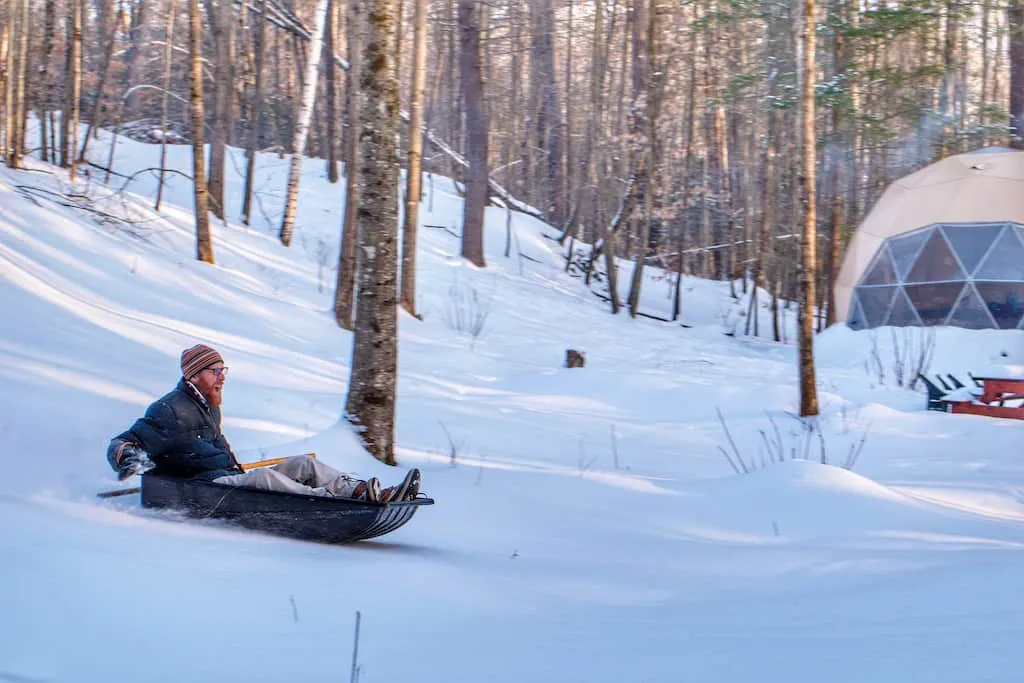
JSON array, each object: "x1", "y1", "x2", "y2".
[{"x1": 2, "y1": 0, "x2": 1023, "y2": 426}]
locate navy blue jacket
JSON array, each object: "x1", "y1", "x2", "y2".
[{"x1": 107, "y1": 379, "x2": 242, "y2": 480}]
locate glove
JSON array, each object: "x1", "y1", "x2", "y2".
[{"x1": 117, "y1": 444, "x2": 155, "y2": 481}]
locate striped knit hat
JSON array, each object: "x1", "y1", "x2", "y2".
[{"x1": 180, "y1": 344, "x2": 224, "y2": 379}]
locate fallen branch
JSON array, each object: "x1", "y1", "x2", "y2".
[
  {"x1": 589, "y1": 289, "x2": 671, "y2": 322},
  {"x1": 117, "y1": 167, "x2": 194, "y2": 194},
  {"x1": 14, "y1": 184, "x2": 139, "y2": 227}
]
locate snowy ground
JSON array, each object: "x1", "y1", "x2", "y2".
[{"x1": 2, "y1": 126, "x2": 1024, "y2": 682}]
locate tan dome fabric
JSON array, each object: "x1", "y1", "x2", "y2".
[{"x1": 835, "y1": 148, "x2": 1024, "y2": 323}]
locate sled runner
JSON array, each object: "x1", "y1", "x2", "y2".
[{"x1": 139, "y1": 472, "x2": 434, "y2": 544}]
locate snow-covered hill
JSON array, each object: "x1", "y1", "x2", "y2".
[{"x1": 2, "y1": 127, "x2": 1024, "y2": 682}]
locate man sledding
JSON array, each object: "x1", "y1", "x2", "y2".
[{"x1": 106, "y1": 343, "x2": 421, "y2": 504}]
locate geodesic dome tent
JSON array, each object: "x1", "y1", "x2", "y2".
[{"x1": 835, "y1": 148, "x2": 1024, "y2": 330}]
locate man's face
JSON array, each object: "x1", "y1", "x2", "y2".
[{"x1": 190, "y1": 362, "x2": 227, "y2": 408}]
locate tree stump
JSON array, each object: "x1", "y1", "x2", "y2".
[{"x1": 565, "y1": 349, "x2": 586, "y2": 368}]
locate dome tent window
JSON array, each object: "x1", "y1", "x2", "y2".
[{"x1": 834, "y1": 148, "x2": 1024, "y2": 331}]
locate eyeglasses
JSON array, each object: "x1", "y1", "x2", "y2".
[{"x1": 205, "y1": 366, "x2": 229, "y2": 378}]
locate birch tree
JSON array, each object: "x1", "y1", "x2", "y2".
[
  {"x1": 345, "y1": 0, "x2": 402, "y2": 465},
  {"x1": 63, "y1": 0, "x2": 82, "y2": 179},
  {"x1": 279, "y1": 0, "x2": 331, "y2": 246}
]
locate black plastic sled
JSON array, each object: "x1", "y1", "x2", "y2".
[{"x1": 140, "y1": 473, "x2": 434, "y2": 544}]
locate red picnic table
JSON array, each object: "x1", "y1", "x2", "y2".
[{"x1": 944, "y1": 365, "x2": 1024, "y2": 420}]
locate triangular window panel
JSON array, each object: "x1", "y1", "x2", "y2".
[
  {"x1": 847, "y1": 295, "x2": 867, "y2": 330},
  {"x1": 905, "y1": 230, "x2": 965, "y2": 283},
  {"x1": 854, "y1": 286, "x2": 897, "y2": 328},
  {"x1": 885, "y1": 288, "x2": 922, "y2": 326},
  {"x1": 904, "y1": 282, "x2": 964, "y2": 325},
  {"x1": 974, "y1": 282, "x2": 1024, "y2": 329},
  {"x1": 1014, "y1": 225, "x2": 1024, "y2": 254},
  {"x1": 859, "y1": 247, "x2": 898, "y2": 286},
  {"x1": 942, "y1": 223, "x2": 1003, "y2": 277},
  {"x1": 887, "y1": 229, "x2": 931, "y2": 282},
  {"x1": 947, "y1": 283, "x2": 997, "y2": 329},
  {"x1": 974, "y1": 227, "x2": 1024, "y2": 281}
]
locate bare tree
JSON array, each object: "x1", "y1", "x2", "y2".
[
  {"x1": 156, "y1": 0, "x2": 177, "y2": 212},
  {"x1": 38, "y1": 0, "x2": 57, "y2": 163},
  {"x1": 627, "y1": 0, "x2": 657, "y2": 319},
  {"x1": 80, "y1": 0, "x2": 124, "y2": 162},
  {"x1": 459, "y1": 0, "x2": 488, "y2": 268},
  {"x1": 334, "y1": 0, "x2": 364, "y2": 330},
  {"x1": 242, "y1": 0, "x2": 268, "y2": 223},
  {"x1": 400, "y1": 0, "x2": 428, "y2": 316},
  {"x1": 2, "y1": 13, "x2": 12, "y2": 161},
  {"x1": 279, "y1": 0, "x2": 330, "y2": 246},
  {"x1": 345, "y1": 0, "x2": 402, "y2": 465},
  {"x1": 530, "y1": 0, "x2": 565, "y2": 226},
  {"x1": 798, "y1": 0, "x2": 819, "y2": 417},
  {"x1": 6, "y1": 0, "x2": 29, "y2": 168},
  {"x1": 325, "y1": 0, "x2": 340, "y2": 183},
  {"x1": 190, "y1": 0, "x2": 215, "y2": 263},
  {"x1": 63, "y1": 0, "x2": 83, "y2": 178},
  {"x1": 1011, "y1": 0, "x2": 1024, "y2": 148},
  {"x1": 208, "y1": 0, "x2": 233, "y2": 220}
]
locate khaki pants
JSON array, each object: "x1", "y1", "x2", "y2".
[{"x1": 214, "y1": 455, "x2": 364, "y2": 498}]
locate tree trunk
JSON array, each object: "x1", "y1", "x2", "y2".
[
  {"x1": 325, "y1": 0, "x2": 340, "y2": 183},
  {"x1": 600, "y1": 171, "x2": 638, "y2": 315},
  {"x1": 798, "y1": 0, "x2": 819, "y2": 417},
  {"x1": 80, "y1": 0, "x2": 124, "y2": 163},
  {"x1": 7, "y1": 0, "x2": 29, "y2": 168},
  {"x1": 459, "y1": 0, "x2": 488, "y2": 268},
  {"x1": 334, "y1": 0, "x2": 364, "y2": 330},
  {"x1": 155, "y1": 0, "x2": 177, "y2": 212},
  {"x1": 825, "y1": 0, "x2": 845, "y2": 327},
  {"x1": 713, "y1": 103, "x2": 734, "y2": 294},
  {"x1": 102, "y1": 0, "x2": 148, "y2": 183},
  {"x1": 279, "y1": 0, "x2": 331, "y2": 247},
  {"x1": 38, "y1": 0, "x2": 57, "y2": 163},
  {"x1": 345, "y1": 0, "x2": 402, "y2": 466},
  {"x1": 2, "y1": 22, "x2": 10, "y2": 163},
  {"x1": 190, "y1": 0, "x2": 215, "y2": 263},
  {"x1": 122, "y1": 0, "x2": 150, "y2": 122},
  {"x1": 1010, "y1": 0, "x2": 1024, "y2": 148},
  {"x1": 672, "y1": 22, "x2": 698, "y2": 322},
  {"x1": 400, "y1": 0, "x2": 428, "y2": 316},
  {"x1": 530, "y1": 0, "x2": 565, "y2": 226},
  {"x1": 981, "y1": 0, "x2": 991, "y2": 128},
  {"x1": 64, "y1": 0, "x2": 83, "y2": 178},
  {"x1": 242, "y1": 0, "x2": 267, "y2": 224},
  {"x1": 627, "y1": 0, "x2": 654, "y2": 319},
  {"x1": 207, "y1": 0, "x2": 233, "y2": 220},
  {"x1": 939, "y1": 0, "x2": 959, "y2": 156}
]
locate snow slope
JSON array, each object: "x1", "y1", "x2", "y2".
[{"x1": 2, "y1": 127, "x2": 1024, "y2": 682}]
